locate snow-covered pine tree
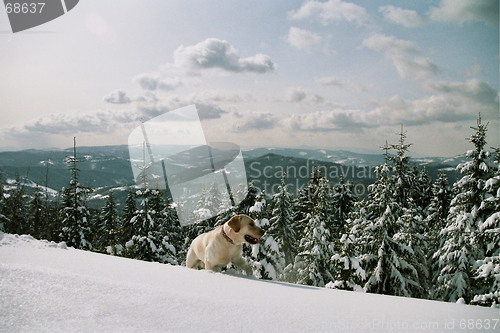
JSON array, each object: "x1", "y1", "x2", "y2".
[
  {"x1": 328, "y1": 210, "x2": 366, "y2": 291},
  {"x1": 59, "y1": 139, "x2": 93, "y2": 250},
  {"x1": 357, "y1": 163, "x2": 418, "y2": 296},
  {"x1": 96, "y1": 191, "x2": 121, "y2": 254},
  {"x1": 387, "y1": 128, "x2": 429, "y2": 297},
  {"x1": 269, "y1": 173, "x2": 296, "y2": 266},
  {"x1": 0, "y1": 171, "x2": 7, "y2": 232},
  {"x1": 248, "y1": 191, "x2": 284, "y2": 279},
  {"x1": 3, "y1": 176, "x2": 29, "y2": 235},
  {"x1": 425, "y1": 172, "x2": 452, "y2": 294},
  {"x1": 398, "y1": 198, "x2": 429, "y2": 298},
  {"x1": 160, "y1": 195, "x2": 184, "y2": 262},
  {"x1": 124, "y1": 189, "x2": 177, "y2": 264},
  {"x1": 120, "y1": 189, "x2": 137, "y2": 245},
  {"x1": 414, "y1": 166, "x2": 433, "y2": 215},
  {"x1": 292, "y1": 176, "x2": 336, "y2": 287},
  {"x1": 472, "y1": 147, "x2": 500, "y2": 307},
  {"x1": 293, "y1": 167, "x2": 323, "y2": 239},
  {"x1": 330, "y1": 177, "x2": 357, "y2": 243},
  {"x1": 27, "y1": 185, "x2": 47, "y2": 240},
  {"x1": 434, "y1": 116, "x2": 493, "y2": 303}
]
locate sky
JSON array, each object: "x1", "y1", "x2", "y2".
[{"x1": 0, "y1": 0, "x2": 498, "y2": 157}]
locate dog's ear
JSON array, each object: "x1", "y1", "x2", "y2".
[{"x1": 228, "y1": 215, "x2": 241, "y2": 232}]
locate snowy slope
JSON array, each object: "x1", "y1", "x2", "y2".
[{"x1": 1, "y1": 233, "x2": 498, "y2": 333}]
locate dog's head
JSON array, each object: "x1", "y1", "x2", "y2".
[{"x1": 227, "y1": 214, "x2": 264, "y2": 245}]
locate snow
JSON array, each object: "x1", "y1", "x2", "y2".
[{"x1": 1, "y1": 233, "x2": 499, "y2": 333}]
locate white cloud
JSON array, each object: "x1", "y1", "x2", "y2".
[
  {"x1": 428, "y1": 0, "x2": 499, "y2": 26},
  {"x1": 426, "y1": 79, "x2": 499, "y2": 107},
  {"x1": 286, "y1": 27, "x2": 323, "y2": 52},
  {"x1": 103, "y1": 90, "x2": 131, "y2": 104},
  {"x1": 285, "y1": 88, "x2": 498, "y2": 133},
  {"x1": 289, "y1": 0, "x2": 370, "y2": 26},
  {"x1": 235, "y1": 112, "x2": 277, "y2": 132},
  {"x1": 284, "y1": 87, "x2": 325, "y2": 105},
  {"x1": 133, "y1": 74, "x2": 182, "y2": 91},
  {"x1": 173, "y1": 38, "x2": 276, "y2": 74},
  {"x1": 379, "y1": 5, "x2": 423, "y2": 27},
  {"x1": 362, "y1": 33, "x2": 438, "y2": 79},
  {"x1": 316, "y1": 76, "x2": 346, "y2": 88}
]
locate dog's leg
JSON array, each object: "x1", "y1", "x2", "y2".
[
  {"x1": 186, "y1": 247, "x2": 201, "y2": 269},
  {"x1": 232, "y1": 256, "x2": 253, "y2": 276}
]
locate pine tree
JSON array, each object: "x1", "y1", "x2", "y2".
[
  {"x1": 472, "y1": 147, "x2": 500, "y2": 307},
  {"x1": 292, "y1": 176, "x2": 336, "y2": 287},
  {"x1": 269, "y1": 174, "x2": 296, "y2": 266},
  {"x1": 293, "y1": 167, "x2": 323, "y2": 239},
  {"x1": 0, "y1": 171, "x2": 7, "y2": 232},
  {"x1": 426, "y1": 172, "x2": 452, "y2": 294},
  {"x1": 330, "y1": 177, "x2": 357, "y2": 246},
  {"x1": 96, "y1": 191, "x2": 121, "y2": 254},
  {"x1": 414, "y1": 166, "x2": 433, "y2": 214},
  {"x1": 27, "y1": 185, "x2": 47, "y2": 239},
  {"x1": 355, "y1": 158, "x2": 419, "y2": 297},
  {"x1": 120, "y1": 190, "x2": 137, "y2": 245},
  {"x1": 434, "y1": 116, "x2": 492, "y2": 303},
  {"x1": 124, "y1": 189, "x2": 177, "y2": 264},
  {"x1": 329, "y1": 210, "x2": 366, "y2": 291},
  {"x1": 245, "y1": 191, "x2": 283, "y2": 279},
  {"x1": 3, "y1": 176, "x2": 29, "y2": 235},
  {"x1": 59, "y1": 139, "x2": 93, "y2": 250}
]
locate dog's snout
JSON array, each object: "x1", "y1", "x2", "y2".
[{"x1": 259, "y1": 228, "x2": 264, "y2": 236}]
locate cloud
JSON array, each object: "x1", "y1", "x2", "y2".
[
  {"x1": 287, "y1": 110, "x2": 368, "y2": 133},
  {"x1": 428, "y1": 0, "x2": 499, "y2": 26},
  {"x1": 289, "y1": 0, "x2": 370, "y2": 26},
  {"x1": 285, "y1": 88, "x2": 498, "y2": 133},
  {"x1": 316, "y1": 76, "x2": 369, "y2": 92},
  {"x1": 362, "y1": 33, "x2": 438, "y2": 79},
  {"x1": 284, "y1": 87, "x2": 325, "y2": 105},
  {"x1": 316, "y1": 76, "x2": 346, "y2": 88},
  {"x1": 8, "y1": 110, "x2": 135, "y2": 136},
  {"x1": 133, "y1": 74, "x2": 182, "y2": 91},
  {"x1": 173, "y1": 38, "x2": 276, "y2": 74},
  {"x1": 379, "y1": 5, "x2": 423, "y2": 27},
  {"x1": 136, "y1": 93, "x2": 233, "y2": 120},
  {"x1": 426, "y1": 79, "x2": 499, "y2": 107},
  {"x1": 286, "y1": 27, "x2": 323, "y2": 52},
  {"x1": 234, "y1": 112, "x2": 277, "y2": 132},
  {"x1": 103, "y1": 90, "x2": 131, "y2": 104}
]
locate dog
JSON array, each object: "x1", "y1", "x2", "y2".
[{"x1": 186, "y1": 214, "x2": 264, "y2": 275}]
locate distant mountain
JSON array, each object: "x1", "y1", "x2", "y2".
[{"x1": 0, "y1": 145, "x2": 463, "y2": 208}]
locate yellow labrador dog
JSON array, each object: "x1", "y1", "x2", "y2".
[{"x1": 186, "y1": 214, "x2": 264, "y2": 275}]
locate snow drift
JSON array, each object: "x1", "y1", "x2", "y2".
[{"x1": 0, "y1": 233, "x2": 498, "y2": 332}]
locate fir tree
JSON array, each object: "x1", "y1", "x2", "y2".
[
  {"x1": 120, "y1": 190, "x2": 137, "y2": 245},
  {"x1": 27, "y1": 185, "x2": 47, "y2": 239},
  {"x1": 472, "y1": 147, "x2": 500, "y2": 307},
  {"x1": 96, "y1": 191, "x2": 120, "y2": 254},
  {"x1": 269, "y1": 174, "x2": 296, "y2": 266},
  {"x1": 0, "y1": 171, "x2": 8, "y2": 232},
  {"x1": 355, "y1": 161, "x2": 419, "y2": 297},
  {"x1": 291, "y1": 176, "x2": 336, "y2": 287},
  {"x1": 434, "y1": 116, "x2": 492, "y2": 303},
  {"x1": 425, "y1": 172, "x2": 452, "y2": 293},
  {"x1": 248, "y1": 191, "x2": 285, "y2": 279},
  {"x1": 59, "y1": 139, "x2": 93, "y2": 250},
  {"x1": 329, "y1": 211, "x2": 366, "y2": 291},
  {"x1": 3, "y1": 176, "x2": 28, "y2": 235},
  {"x1": 124, "y1": 189, "x2": 177, "y2": 264},
  {"x1": 330, "y1": 177, "x2": 357, "y2": 245}
]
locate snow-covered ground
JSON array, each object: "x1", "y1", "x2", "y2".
[{"x1": 1, "y1": 233, "x2": 498, "y2": 333}]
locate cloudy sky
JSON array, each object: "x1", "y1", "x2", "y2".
[{"x1": 0, "y1": 0, "x2": 498, "y2": 156}]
